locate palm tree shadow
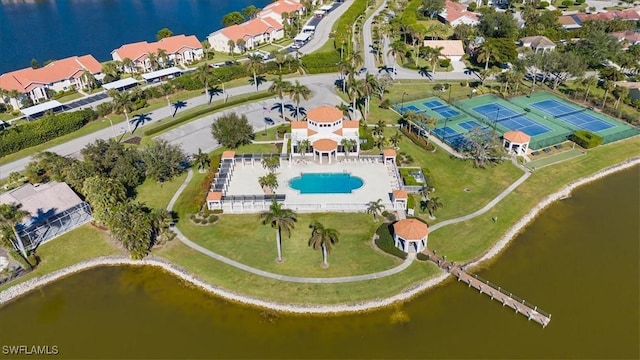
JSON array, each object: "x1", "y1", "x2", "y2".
[
  {"x1": 132, "y1": 113, "x2": 152, "y2": 132},
  {"x1": 271, "y1": 102, "x2": 286, "y2": 117},
  {"x1": 208, "y1": 86, "x2": 223, "y2": 103},
  {"x1": 378, "y1": 65, "x2": 392, "y2": 74},
  {"x1": 173, "y1": 100, "x2": 187, "y2": 117},
  {"x1": 289, "y1": 106, "x2": 307, "y2": 120},
  {"x1": 249, "y1": 75, "x2": 267, "y2": 90},
  {"x1": 418, "y1": 66, "x2": 432, "y2": 79}
]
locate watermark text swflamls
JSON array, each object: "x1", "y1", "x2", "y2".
[{"x1": 2, "y1": 345, "x2": 59, "y2": 356}]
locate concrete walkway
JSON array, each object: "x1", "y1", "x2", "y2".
[{"x1": 165, "y1": 162, "x2": 530, "y2": 283}]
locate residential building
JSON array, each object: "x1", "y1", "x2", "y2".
[
  {"x1": 558, "y1": 8, "x2": 640, "y2": 29},
  {"x1": 258, "y1": 0, "x2": 304, "y2": 24},
  {"x1": 610, "y1": 30, "x2": 640, "y2": 49},
  {"x1": 423, "y1": 40, "x2": 465, "y2": 62},
  {"x1": 208, "y1": 17, "x2": 284, "y2": 53},
  {"x1": 614, "y1": 82, "x2": 640, "y2": 101},
  {"x1": 438, "y1": 0, "x2": 479, "y2": 27},
  {"x1": 289, "y1": 105, "x2": 360, "y2": 164},
  {"x1": 518, "y1": 36, "x2": 556, "y2": 53},
  {"x1": 111, "y1": 34, "x2": 203, "y2": 73},
  {"x1": 0, "y1": 55, "x2": 102, "y2": 109}
]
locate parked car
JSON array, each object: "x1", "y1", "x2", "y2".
[
  {"x1": 264, "y1": 117, "x2": 275, "y2": 125},
  {"x1": 359, "y1": 67, "x2": 367, "y2": 74}
]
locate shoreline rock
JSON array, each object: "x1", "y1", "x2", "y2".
[{"x1": 0, "y1": 158, "x2": 638, "y2": 313}]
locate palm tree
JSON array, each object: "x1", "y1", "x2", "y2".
[
  {"x1": 347, "y1": 78, "x2": 362, "y2": 120},
  {"x1": 412, "y1": 112, "x2": 436, "y2": 145},
  {"x1": 427, "y1": 46, "x2": 443, "y2": 74},
  {"x1": 197, "y1": 64, "x2": 212, "y2": 103},
  {"x1": 350, "y1": 52, "x2": 364, "y2": 70},
  {"x1": 424, "y1": 197, "x2": 443, "y2": 219},
  {"x1": 288, "y1": 81, "x2": 311, "y2": 121},
  {"x1": 201, "y1": 40, "x2": 211, "y2": 60},
  {"x1": 246, "y1": 54, "x2": 264, "y2": 92},
  {"x1": 259, "y1": 199, "x2": 297, "y2": 263},
  {"x1": 373, "y1": 136, "x2": 387, "y2": 150},
  {"x1": 149, "y1": 208, "x2": 174, "y2": 244},
  {"x1": 308, "y1": 221, "x2": 340, "y2": 268},
  {"x1": 580, "y1": 76, "x2": 598, "y2": 102},
  {"x1": 366, "y1": 199, "x2": 385, "y2": 221},
  {"x1": 613, "y1": 84, "x2": 629, "y2": 109},
  {"x1": 337, "y1": 103, "x2": 351, "y2": 120},
  {"x1": 389, "y1": 131, "x2": 402, "y2": 149},
  {"x1": 227, "y1": 40, "x2": 236, "y2": 56},
  {"x1": 389, "y1": 40, "x2": 407, "y2": 71},
  {"x1": 601, "y1": 80, "x2": 615, "y2": 109},
  {"x1": 373, "y1": 119, "x2": 386, "y2": 137},
  {"x1": 156, "y1": 48, "x2": 169, "y2": 68},
  {"x1": 121, "y1": 57, "x2": 134, "y2": 73},
  {"x1": 477, "y1": 41, "x2": 496, "y2": 70},
  {"x1": 269, "y1": 76, "x2": 292, "y2": 119},
  {"x1": 298, "y1": 139, "x2": 311, "y2": 158},
  {"x1": 147, "y1": 52, "x2": 159, "y2": 71},
  {"x1": 193, "y1": 148, "x2": 210, "y2": 173},
  {"x1": 258, "y1": 172, "x2": 279, "y2": 193},
  {"x1": 362, "y1": 73, "x2": 379, "y2": 114},
  {"x1": 236, "y1": 39, "x2": 246, "y2": 53},
  {"x1": 338, "y1": 60, "x2": 353, "y2": 92},
  {"x1": 340, "y1": 138, "x2": 357, "y2": 157},
  {"x1": 0, "y1": 203, "x2": 31, "y2": 267},
  {"x1": 261, "y1": 156, "x2": 281, "y2": 173},
  {"x1": 109, "y1": 90, "x2": 133, "y2": 132}
]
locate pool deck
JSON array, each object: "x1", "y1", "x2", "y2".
[{"x1": 225, "y1": 158, "x2": 396, "y2": 212}]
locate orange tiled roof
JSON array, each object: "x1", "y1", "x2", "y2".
[
  {"x1": 383, "y1": 149, "x2": 396, "y2": 157},
  {"x1": 503, "y1": 131, "x2": 530, "y2": 143},
  {"x1": 307, "y1": 106, "x2": 343, "y2": 123},
  {"x1": 291, "y1": 121, "x2": 307, "y2": 129},
  {"x1": 207, "y1": 191, "x2": 222, "y2": 201},
  {"x1": 333, "y1": 129, "x2": 343, "y2": 136},
  {"x1": 394, "y1": 219, "x2": 429, "y2": 240},
  {"x1": 221, "y1": 150, "x2": 236, "y2": 159},
  {"x1": 112, "y1": 35, "x2": 202, "y2": 61},
  {"x1": 342, "y1": 120, "x2": 360, "y2": 128},
  {"x1": 307, "y1": 129, "x2": 318, "y2": 136},
  {"x1": 443, "y1": 0, "x2": 478, "y2": 23},
  {"x1": 261, "y1": 0, "x2": 303, "y2": 15},
  {"x1": 221, "y1": 18, "x2": 283, "y2": 42},
  {"x1": 0, "y1": 55, "x2": 101, "y2": 93},
  {"x1": 392, "y1": 189, "x2": 408, "y2": 199},
  {"x1": 313, "y1": 139, "x2": 338, "y2": 151}
]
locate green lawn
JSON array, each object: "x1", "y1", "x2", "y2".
[
  {"x1": 55, "y1": 92, "x2": 84, "y2": 103},
  {"x1": 428, "y1": 136, "x2": 640, "y2": 263},
  {"x1": 155, "y1": 241, "x2": 440, "y2": 305},
  {"x1": 178, "y1": 213, "x2": 401, "y2": 277},
  {"x1": 253, "y1": 123, "x2": 289, "y2": 141},
  {"x1": 0, "y1": 224, "x2": 123, "y2": 292},
  {"x1": 135, "y1": 172, "x2": 188, "y2": 210}
]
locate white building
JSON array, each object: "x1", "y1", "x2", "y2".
[
  {"x1": 289, "y1": 105, "x2": 360, "y2": 164},
  {"x1": 258, "y1": 0, "x2": 304, "y2": 24},
  {"x1": 208, "y1": 17, "x2": 284, "y2": 54},
  {"x1": 111, "y1": 35, "x2": 203, "y2": 73}
]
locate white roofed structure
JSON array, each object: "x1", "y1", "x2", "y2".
[
  {"x1": 141, "y1": 67, "x2": 182, "y2": 83},
  {"x1": 20, "y1": 100, "x2": 64, "y2": 119},
  {"x1": 102, "y1": 77, "x2": 140, "y2": 91}
]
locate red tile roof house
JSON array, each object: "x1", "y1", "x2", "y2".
[
  {"x1": 0, "y1": 55, "x2": 103, "y2": 109},
  {"x1": 207, "y1": 17, "x2": 284, "y2": 54},
  {"x1": 558, "y1": 8, "x2": 640, "y2": 29},
  {"x1": 610, "y1": 30, "x2": 640, "y2": 49},
  {"x1": 258, "y1": 0, "x2": 304, "y2": 25},
  {"x1": 111, "y1": 34, "x2": 203, "y2": 73},
  {"x1": 438, "y1": 0, "x2": 479, "y2": 27}
]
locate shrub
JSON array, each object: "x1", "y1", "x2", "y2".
[
  {"x1": 301, "y1": 50, "x2": 341, "y2": 74},
  {"x1": 381, "y1": 210, "x2": 390, "y2": 217},
  {"x1": 208, "y1": 215, "x2": 219, "y2": 222},
  {"x1": 439, "y1": 59, "x2": 451, "y2": 68},
  {"x1": 399, "y1": 126, "x2": 435, "y2": 152},
  {"x1": 193, "y1": 218, "x2": 202, "y2": 224},
  {"x1": 385, "y1": 212, "x2": 396, "y2": 222},
  {"x1": 561, "y1": 0, "x2": 573, "y2": 7},
  {"x1": 468, "y1": 2, "x2": 477, "y2": 10},
  {"x1": 539, "y1": 1, "x2": 549, "y2": 7},
  {"x1": 422, "y1": 167, "x2": 436, "y2": 188},
  {"x1": 212, "y1": 209, "x2": 224, "y2": 214},
  {"x1": 570, "y1": 130, "x2": 603, "y2": 149},
  {"x1": 359, "y1": 124, "x2": 374, "y2": 150},
  {"x1": 379, "y1": 99, "x2": 391, "y2": 109},
  {"x1": 374, "y1": 224, "x2": 407, "y2": 259},
  {"x1": 407, "y1": 195, "x2": 416, "y2": 211}
]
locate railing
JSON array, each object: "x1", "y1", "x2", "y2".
[{"x1": 469, "y1": 273, "x2": 551, "y2": 319}]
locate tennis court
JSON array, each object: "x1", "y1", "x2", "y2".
[
  {"x1": 395, "y1": 97, "x2": 463, "y2": 121},
  {"x1": 472, "y1": 103, "x2": 551, "y2": 136},
  {"x1": 530, "y1": 99, "x2": 613, "y2": 132},
  {"x1": 432, "y1": 126, "x2": 471, "y2": 149},
  {"x1": 458, "y1": 120, "x2": 484, "y2": 131},
  {"x1": 422, "y1": 99, "x2": 461, "y2": 118}
]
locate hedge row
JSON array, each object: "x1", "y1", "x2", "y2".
[
  {"x1": 570, "y1": 130, "x2": 603, "y2": 149},
  {"x1": 0, "y1": 109, "x2": 97, "y2": 157},
  {"x1": 301, "y1": 51, "x2": 342, "y2": 74},
  {"x1": 191, "y1": 154, "x2": 222, "y2": 214},
  {"x1": 333, "y1": 0, "x2": 367, "y2": 52},
  {"x1": 399, "y1": 126, "x2": 434, "y2": 151},
  {"x1": 144, "y1": 92, "x2": 273, "y2": 136}
]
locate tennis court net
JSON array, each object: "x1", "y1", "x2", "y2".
[
  {"x1": 553, "y1": 108, "x2": 587, "y2": 119},
  {"x1": 496, "y1": 112, "x2": 527, "y2": 123}
]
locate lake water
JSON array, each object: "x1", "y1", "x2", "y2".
[
  {"x1": 0, "y1": 0, "x2": 270, "y2": 73},
  {"x1": 0, "y1": 166, "x2": 638, "y2": 359}
]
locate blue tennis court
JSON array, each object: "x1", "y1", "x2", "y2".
[
  {"x1": 530, "y1": 99, "x2": 614, "y2": 132},
  {"x1": 473, "y1": 103, "x2": 551, "y2": 136},
  {"x1": 400, "y1": 105, "x2": 421, "y2": 114},
  {"x1": 458, "y1": 120, "x2": 485, "y2": 131},
  {"x1": 422, "y1": 99, "x2": 460, "y2": 118}
]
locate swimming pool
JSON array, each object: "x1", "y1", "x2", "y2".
[{"x1": 289, "y1": 173, "x2": 364, "y2": 194}]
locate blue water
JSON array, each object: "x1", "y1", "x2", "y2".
[
  {"x1": 289, "y1": 173, "x2": 364, "y2": 194},
  {"x1": 0, "y1": 0, "x2": 270, "y2": 73}
]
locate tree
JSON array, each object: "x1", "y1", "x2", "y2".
[
  {"x1": 30, "y1": 58, "x2": 39, "y2": 69},
  {"x1": 149, "y1": 208, "x2": 174, "y2": 245},
  {"x1": 390, "y1": 131, "x2": 402, "y2": 148},
  {"x1": 261, "y1": 156, "x2": 281, "y2": 173},
  {"x1": 366, "y1": 199, "x2": 385, "y2": 221},
  {"x1": 477, "y1": 40, "x2": 497, "y2": 70},
  {"x1": 298, "y1": 139, "x2": 311, "y2": 158},
  {"x1": 569, "y1": 28, "x2": 622, "y2": 68},
  {"x1": 422, "y1": 0, "x2": 446, "y2": 19},
  {"x1": 109, "y1": 200, "x2": 154, "y2": 259},
  {"x1": 579, "y1": 76, "x2": 598, "y2": 102},
  {"x1": 197, "y1": 64, "x2": 213, "y2": 103},
  {"x1": 423, "y1": 197, "x2": 443, "y2": 219},
  {"x1": 462, "y1": 127, "x2": 506, "y2": 168},
  {"x1": 601, "y1": 80, "x2": 615, "y2": 109},
  {"x1": 101, "y1": 61, "x2": 120, "y2": 82},
  {"x1": 147, "y1": 52, "x2": 159, "y2": 71},
  {"x1": 340, "y1": 138, "x2": 358, "y2": 157},
  {"x1": 269, "y1": 77, "x2": 292, "y2": 119},
  {"x1": 142, "y1": 139, "x2": 187, "y2": 183},
  {"x1": 236, "y1": 38, "x2": 246, "y2": 53},
  {"x1": 258, "y1": 172, "x2": 279, "y2": 193},
  {"x1": 478, "y1": 9, "x2": 518, "y2": 39},
  {"x1": 156, "y1": 48, "x2": 169, "y2": 69},
  {"x1": 201, "y1": 40, "x2": 211, "y2": 60},
  {"x1": 0, "y1": 203, "x2": 31, "y2": 267},
  {"x1": 222, "y1": 11, "x2": 245, "y2": 27},
  {"x1": 453, "y1": 24, "x2": 476, "y2": 46},
  {"x1": 288, "y1": 81, "x2": 311, "y2": 121},
  {"x1": 156, "y1": 27, "x2": 173, "y2": 41},
  {"x1": 242, "y1": 5, "x2": 261, "y2": 19},
  {"x1": 599, "y1": 67, "x2": 625, "y2": 82},
  {"x1": 246, "y1": 54, "x2": 264, "y2": 92},
  {"x1": 613, "y1": 85, "x2": 629, "y2": 109},
  {"x1": 425, "y1": 46, "x2": 443, "y2": 73},
  {"x1": 308, "y1": 221, "x2": 340, "y2": 268},
  {"x1": 227, "y1": 39, "x2": 236, "y2": 55},
  {"x1": 259, "y1": 199, "x2": 297, "y2": 262},
  {"x1": 82, "y1": 176, "x2": 128, "y2": 226},
  {"x1": 81, "y1": 139, "x2": 145, "y2": 191},
  {"x1": 211, "y1": 112, "x2": 254, "y2": 149},
  {"x1": 193, "y1": 148, "x2": 210, "y2": 173}
]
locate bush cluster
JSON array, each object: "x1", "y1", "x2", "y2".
[
  {"x1": 333, "y1": 0, "x2": 367, "y2": 55},
  {"x1": 359, "y1": 124, "x2": 374, "y2": 150},
  {"x1": 570, "y1": 130, "x2": 603, "y2": 149},
  {"x1": 0, "y1": 109, "x2": 97, "y2": 157},
  {"x1": 301, "y1": 51, "x2": 341, "y2": 74},
  {"x1": 399, "y1": 126, "x2": 435, "y2": 152}
]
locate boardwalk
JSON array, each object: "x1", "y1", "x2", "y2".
[{"x1": 421, "y1": 250, "x2": 552, "y2": 328}]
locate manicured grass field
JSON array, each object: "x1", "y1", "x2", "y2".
[
  {"x1": 155, "y1": 241, "x2": 441, "y2": 305},
  {"x1": 0, "y1": 224, "x2": 123, "y2": 292},
  {"x1": 135, "y1": 172, "x2": 188, "y2": 210},
  {"x1": 178, "y1": 212, "x2": 401, "y2": 277},
  {"x1": 428, "y1": 136, "x2": 640, "y2": 263}
]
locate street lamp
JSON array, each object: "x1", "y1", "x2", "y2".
[
  {"x1": 104, "y1": 116, "x2": 115, "y2": 138},
  {"x1": 401, "y1": 91, "x2": 408, "y2": 113},
  {"x1": 167, "y1": 95, "x2": 172, "y2": 117},
  {"x1": 448, "y1": 84, "x2": 453, "y2": 103},
  {"x1": 124, "y1": 108, "x2": 132, "y2": 133},
  {"x1": 218, "y1": 79, "x2": 226, "y2": 103},
  {"x1": 493, "y1": 107, "x2": 500, "y2": 134}
]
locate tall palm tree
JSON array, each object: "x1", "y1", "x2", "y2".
[
  {"x1": 122, "y1": 57, "x2": 134, "y2": 73},
  {"x1": 373, "y1": 119, "x2": 386, "y2": 137},
  {"x1": 347, "y1": 78, "x2": 362, "y2": 119},
  {"x1": 366, "y1": 199, "x2": 385, "y2": 221},
  {"x1": 477, "y1": 41, "x2": 496, "y2": 70},
  {"x1": 201, "y1": 40, "x2": 211, "y2": 60},
  {"x1": 298, "y1": 139, "x2": 311, "y2": 158},
  {"x1": 259, "y1": 199, "x2": 297, "y2": 263},
  {"x1": 147, "y1": 52, "x2": 159, "y2": 71},
  {"x1": 601, "y1": 80, "x2": 615, "y2": 109},
  {"x1": 338, "y1": 60, "x2": 353, "y2": 92},
  {"x1": 227, "y1": 40, "x2": 236, "y2": 56},
  {"x1": 236, "y1": 39, "x2": 246, "y2": 53},
  {"x1": 269, "y1": 76, "x2": 292, "y2": 119},
  {"x1": 389, "y1": 131, "x2": 402, "y2": 148},
  {"x1": 156, "y1": 48, "x2": 169, "y2": 68},
  {"x1": 427, "y1": 46, "x2": 443, "y2": 74},
  {"x1": 362, "y1": 73, "x2": 379, "y2": 114},
  {"x1": 246, "y1": 54, "x2": 264, "y2": 92},
  {"x1": 580, "y1": 76, "x2": 598, "y2": 102},
  {"x1": 193, "y1": 148, "x2": 210, "y2": 172},
  {"x1": 389, "y1": 40, "x2": 407, "y2": 71},
  {"x1": 337, "y1": 103, "x2": 351, "y2": 120},
  {"x1": 0, "y1": 203, "x2": 31, "y2": 266},
  {"x1": 340, "y1": 138, "x2": 357, "y2": 157},
  {"x1": 351, "y1": 52, "x2": 364, "y2": 70},
  {"x1": 613, "y1": 84, "x2": 629, "y2": 109},
  {"x1": 308, "y1": 221, "x2": 340, "y2": 268},
  {"x1": 109, "y1": 90, "x2": 133, "y2": 132},
  {"x1": 288, "y1": 81, "x2": 311, "y2": 121},
  {"x1": 197, "y1": 64, "x2": 212, "y2": 103},
  {"x1": 424, "y1": 197, "x2": 443, "y2": 219}
]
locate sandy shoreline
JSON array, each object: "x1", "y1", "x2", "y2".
[{"x1": 1, "y1": 157, "x2": 638, "y2": 313}]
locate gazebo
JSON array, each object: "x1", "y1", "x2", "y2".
[
  {"x1": 503, "y1": 131, "x2": 531, "y2": 155},
  {"x1": 393, "y1": 219, "x2": 429, "y2": 253},
  {"x1": 392, "y1": 189, "x2": 408, "y2": 210},
  {"x1": 312, "y1": 139, "x2": 338, "y2": 164},
  {"x1": 206, "y1": 191, "x2": 223, "y2": 210},
  {"x1": 383, "y1": 149, "x2": 397, "y2": 164}
]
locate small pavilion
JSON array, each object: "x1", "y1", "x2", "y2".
[
  {"x1": 392, "y1": 189, "x2": 408, "y2": 210},
  {"x1": 383, "y1": 149, "x2": 397, "y2": 164},
  {"x1": 313, "y1": 139, "x2": 338, "y2": 164},
  {"x1": 393, "y1": 219, "x2": 429, "y2": 253},
  {"x1": 503, "y1": 131, "x2": 531, "y2": 155},
  {"x1": 206, "y1": 191, "x2": 223, "y2": 210}
]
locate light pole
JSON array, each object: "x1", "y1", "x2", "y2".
[
  {"x1": 401, "y1": 91, "x2": 408, "y2": 113},
  {"x1": 443, "y1": 117, "x2": 450, "y2": 142},
  {"x1": 493, "y1": 107, "x2": 500, "y2": 134},
  {"x1": 104, "y1": 116, "x2": 115, "y2": 138},
  {"x1": 218, "y1": 79, "x2": 226, "y2": 103},
  {"x1": 167, "y1": 95, "x2": 173, "y2": 117},
  {"x1": 124, "y1": 108, "x2": 132, "y2": 133},
  {"x1": 448, "y1": 83, "x2": 453, "y2": 103}
]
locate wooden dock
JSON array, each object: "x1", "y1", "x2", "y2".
[{"x1": 422, "y1": 250, "x2": 551, "y2": 328}]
